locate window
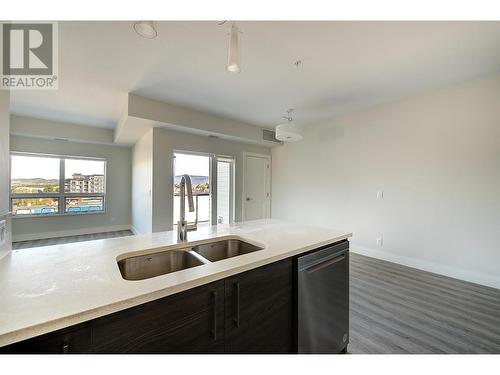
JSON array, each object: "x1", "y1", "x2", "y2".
[
  {"x1": 10, "y1": 153, "x2": 106, "y2": 217},
  {"x1": 173, "y1": 152, "x2": 234, "y2": 228},
  {"x1": 216, "y1": 158, "x2": 234, "y2": 224}
]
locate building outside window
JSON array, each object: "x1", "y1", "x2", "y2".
[
  {"x1": 65, "y1": 173, "x2": 105, "y2": 194},
  {"x1": 10, "y1": 153, "x2": 106, "y2": 217}
]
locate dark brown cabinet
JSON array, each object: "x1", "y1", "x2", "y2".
[
  {"x1": 0, "y1": 322, "x2": 92, "y2": 354},
  {"x1": 224, "y1": 258, "x2": 293, "y2": 353},
  {"x1": 92, "y1": 280, "x2": 225, "y2": 353},
  {"x1": 94, "y1": 258, "x2": 294, "y2": 354}
]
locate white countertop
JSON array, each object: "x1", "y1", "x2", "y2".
[{"x1": 0, "y1": 219, "x2": 351, "y2": 347}]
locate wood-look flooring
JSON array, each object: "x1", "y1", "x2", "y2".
[
  {"x1": 349, "y1": 253, "x2": 500, "y2": 354},
  {"x1": 12, "y1": 230, "x2": 134, "y2": 250}
]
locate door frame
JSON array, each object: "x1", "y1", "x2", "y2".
[{"x1": 242, "y1": 152, "x2": 271, "y2": 221}]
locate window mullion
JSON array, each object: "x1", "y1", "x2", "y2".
[{"x1": 59, "y1": 158, "x2": 65, "y2": 215}]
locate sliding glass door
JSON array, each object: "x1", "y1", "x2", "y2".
[{"x1": 173, "y1": 152, "x2": 234, "y2": 228}]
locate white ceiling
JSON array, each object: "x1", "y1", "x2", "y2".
[{"x1": 10, "y1": 21, "x2": 500, "y2": 129}]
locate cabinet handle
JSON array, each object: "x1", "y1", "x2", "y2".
[
  {"x1": 62, "y1": 342, "x2": 69, "y2": 354},
  {"x1": 211, "y1": 291, "x2": 217, "y2": 341},
  {"x1": 233, "y1": 282, "x2": 240, "y2": 328}
]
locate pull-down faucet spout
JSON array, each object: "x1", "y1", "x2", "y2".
[{"x1": 177, "y1": 174, "x2": 196, "y2": 242}]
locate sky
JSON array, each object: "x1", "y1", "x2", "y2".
[
  {"x1": 11, "y1": 155, "x2": 105, "y2": 179},
  {"x1": 65, "y1": 159, "x2": 105, "y2": 177},
  {"x1": 174, "y1": 153, "x2": 209, "y2": 176},
  {"x1": 11, "y1": 153, "x2": 205, "y2": 180}
]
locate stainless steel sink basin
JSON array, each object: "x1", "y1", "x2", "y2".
[
  {"x1": 117, "y1": 238, "x2": 265, "y2": 281},
  {"x1": 192, "y1": 239, "x2": 264, "y2": 262},
  {"x1": 118, "y1": 249, "x2": 205, "y2": 281}
]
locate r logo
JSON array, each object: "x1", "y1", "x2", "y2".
[{"x1": 2, "y1": 23, "x2": 53, "y2": 76}]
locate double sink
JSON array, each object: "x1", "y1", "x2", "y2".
[{"x1": 117, "y1": 237, "x2": 264, "y2": 281}]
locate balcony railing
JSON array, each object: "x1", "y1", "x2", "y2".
[{"x1": 173, "y1": 193, "x2": 210, "y2": 225}]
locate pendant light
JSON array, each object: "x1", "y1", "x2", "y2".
[
  {"x1": 227, "y1": 22, "x2": 241, "y2": 73},
  {"x1": 276, "y1": 109, "x2": 303, "y2": 142}
]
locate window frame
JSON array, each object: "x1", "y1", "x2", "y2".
[{"x1": 10, "y1": 152, "x2": 107, "y2": 218}]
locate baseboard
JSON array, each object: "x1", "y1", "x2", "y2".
[
  {"x1": 12, "y1": 224, "x2": 132, "y2": 242},
  {"x1": 350, "y1": 244, "x2": 500, "y2": 290}
]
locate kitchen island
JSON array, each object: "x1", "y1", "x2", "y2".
[{"x1": 0, "y1": 219, "x2": 351, "y2": 353}]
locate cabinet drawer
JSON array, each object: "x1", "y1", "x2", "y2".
[{"x1": 0, "y1": 322, "x2": 92, "y2": 354}]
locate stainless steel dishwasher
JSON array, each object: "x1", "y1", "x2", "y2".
[{"x1": 297, "y1": 240, "x2": 349, "y2": 353}]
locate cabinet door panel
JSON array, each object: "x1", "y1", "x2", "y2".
[
  {"x1": 92, "y1": 281, "x2": 224, "y2": 353},
  {"x1": 225, "y1": 259, "x2": 293, "y2": 353},
  {"x1": 0, "y1": 322, "x2": 92, "y2": 354}
]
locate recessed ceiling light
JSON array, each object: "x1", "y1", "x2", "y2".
[{"x1": 133, "y1": 21, "x2": 158, "y2": 39}]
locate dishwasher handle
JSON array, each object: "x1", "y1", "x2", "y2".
[
  {"x1": 298, "y1": 250, "x2": 347, "y2": 273},
  {"x1": 305, "y1": 254, "x2": 345, "y2": 274}
]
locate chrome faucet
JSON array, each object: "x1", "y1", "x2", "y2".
[{"x1": 177, "y1": 174, "x2": 197, "y2": 242}]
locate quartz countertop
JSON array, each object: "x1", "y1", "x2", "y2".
[{"x1": 0, "y1": 219, "x2": 351, "y2": 347}]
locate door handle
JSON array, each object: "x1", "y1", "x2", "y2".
[
  {"x1": 62, "y1": 342, "x2": 69, "y2": 353},
  {"x1": 211, "y1": 291, "x2": 217, "y2": 340},
  {"x1": 233, "y1": 282, "x2": 240, "y2": 328},
  {"x1": 246, "y1": 197, "x2": 252, "y2": 201}
]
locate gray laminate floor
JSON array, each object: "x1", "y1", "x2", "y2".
[
  {"x1": 12, "y1": 230, "x2": 134, "y2": 249},
  {"x1": 349, "y1": 253, "x2": 500, "y2": 354}
]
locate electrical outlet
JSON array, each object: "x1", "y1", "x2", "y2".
[{"x1": 376, "y1": 236, "x2": 383, "y2": 247}]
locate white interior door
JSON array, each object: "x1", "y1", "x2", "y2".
[{"x1": 243, "y1": 153, "x2": 271, "y2": 221}]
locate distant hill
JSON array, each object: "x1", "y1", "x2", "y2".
[
  {"x1": 174, "y1": 175, "x2": 209, "y2": 185},
  {"x1": 11, "y1": 178, "x2": 59, "y2": 185}
]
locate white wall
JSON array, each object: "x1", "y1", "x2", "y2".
[
  {"x1": 272, "y1": 74, "x2": 500, "y2": 288},
  {"x1": 10, "y1": 135, "x2": 132, "y2": 241},
  {"x1": 11, "y1": 115, "x2": 115, "y2": 144},
  {"x1": 131, "y1": 130, "x2": 153, "y2": 235},
  {"x1": 151, "y1": 128, "x2": 271, "y2": 232},
  {"x1": 0, "y1": 91, "x2": 11, "y2": 259},
  {"x1": 1, "y1": 93, "x2": 10, "y2": 215}
]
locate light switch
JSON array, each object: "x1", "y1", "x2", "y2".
[{"x1": 377, "y1": 191, "x2": 384, "y2": 199}]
